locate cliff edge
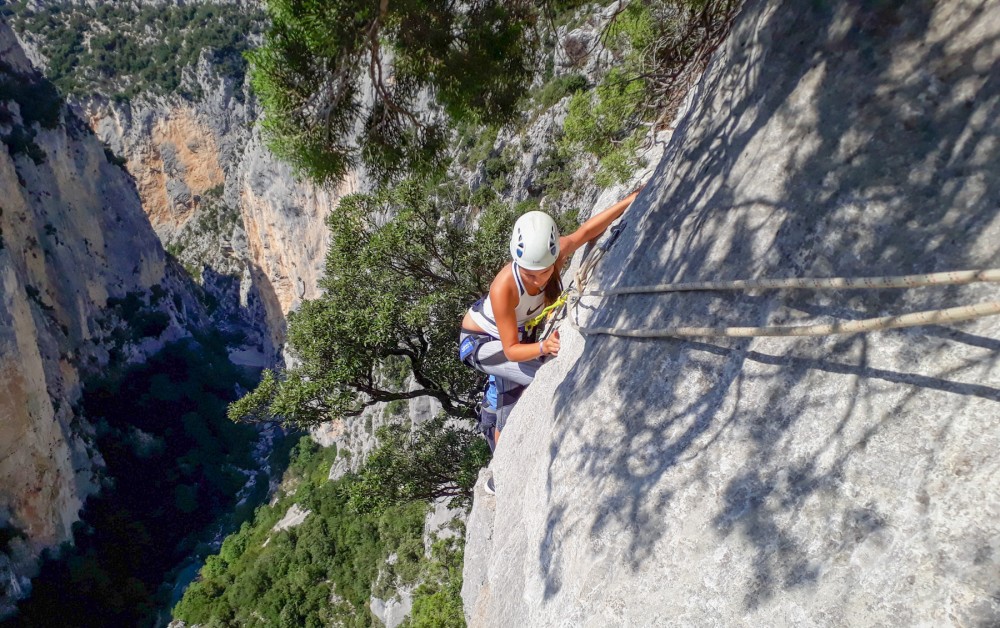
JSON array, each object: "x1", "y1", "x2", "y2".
[{"x1": 463, "y1": 0, "x2": 1000, "y2": 625}]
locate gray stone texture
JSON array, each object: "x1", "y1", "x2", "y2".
[{"x1": 463, "y1": 1, "x2": 1000, "y2": 626}]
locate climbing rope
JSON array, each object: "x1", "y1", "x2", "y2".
[
  {"x1": 573, "y1": 301, "x2": 1000, "y2": 339},
  {"x1": 543, "y1": 222, "x2": 1000, "y2": 339},
  {"x1": 585, "y1": 268, "x2": 1000, "y2": 296},
  {"x1": 525, "y1": 293, "x2": 569, "y2": 332}
]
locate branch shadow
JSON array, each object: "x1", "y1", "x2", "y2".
[{"x1": 536, "y1": 0, "x2": 1000, "y2": 619}]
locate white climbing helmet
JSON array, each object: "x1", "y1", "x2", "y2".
[{"x1": 509, "y1": 211, "x2": 560, "y2": 270}]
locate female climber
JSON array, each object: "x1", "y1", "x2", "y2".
[{"x1": 458, "y1": 187, "x2": 643, "y2": 459}]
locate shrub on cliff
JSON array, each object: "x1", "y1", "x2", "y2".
[
  {"x1": 558, "y1": 0, "x2": 742, "y2": 185},
  {"x1": 348, "y1": 416, "x2": 491, "y2": 514}
]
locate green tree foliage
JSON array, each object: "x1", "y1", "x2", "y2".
[
  {"x1": 348, "y1": 416, "x2": 491, "y2": 514},
  {"x1": 562, "y1": 65, "x2": 649, "y2": 187},
  {"x1": 534, "y1": 72, "x2": 589, "y2": 110},
  {"x1": 247, "y1": 0, "x2": 545, "y2": 184},
  {"x1": 230, "y1": 179, "x2": 521, "y2": 427},
  {"x1": 12, "y1": 334, "x2": 260, "y2": 627},
  {"x1": 173, "y1": 437, "x2": 430, "y2": 627},
  {"x1": 401, "y1": 531, "x2": 467, "y2": 628}
]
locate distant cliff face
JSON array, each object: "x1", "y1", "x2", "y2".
[
  {"x1": 463, "y1": 0, "x2": 1000, "y2": 625},
  {"x1": 0, "y1": 20, "x2": 209, "y2": 610},
  {"x1": 0, "y1": 7, "x2": 363, "y2": 611},
  {"x1": 81, "y1": 53, "x2": 360, "y2": 352}
]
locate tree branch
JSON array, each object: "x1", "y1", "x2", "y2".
[{"x1": 366, "y1": 0, "x2": 425, "y2": 131}]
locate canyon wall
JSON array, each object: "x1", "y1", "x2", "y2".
[
  {"x1": 0, "y1": 20, "x2": 206, "y2": 609},
  {"x1": 82, "y1": 52, "x2": 360, "y2": 353}
]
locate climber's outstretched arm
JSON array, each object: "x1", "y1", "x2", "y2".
[{"x1": 558, "y1": 187, "x2": 643, "y2": 264}]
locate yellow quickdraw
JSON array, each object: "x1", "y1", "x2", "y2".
[{"x1": 524, "y1": 292, "x2": 569, "y2": 331}]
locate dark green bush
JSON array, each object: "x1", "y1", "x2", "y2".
[
  {"x1": 534, "y1": 73, "x2": 589, "y2": 110},
  {"x1": 2, "y1": 124, "x2": 46, "y2": 164}
]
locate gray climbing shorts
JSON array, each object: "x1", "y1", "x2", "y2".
[{"x1": 459, "y1": 329, "x2": 544, "y2": 433}]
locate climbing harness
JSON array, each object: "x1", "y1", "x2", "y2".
[{"x1": 537, "y1": 221, "x2": 1000, "y2": 340}]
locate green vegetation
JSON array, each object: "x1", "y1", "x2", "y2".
[
  {"x1": 453, "y1": 122, "x2": 501, "y2": 170},
  {"x1": 401, "y1": 530, "x2": 467, "y2": 628},
  {"x1": 554, "y1": 0, "x2": 740, "y2": 186},
  {"x1": 103, "y1": 144, "x2": 127, "y2": 168},
  {"x1": 348, "y1": 416, "x2": 490, "y2": 514},
  {"x1": 239, "y1": 0, "x2": 736, "y2": 189},
  {"x1": 0, "y1": 60, "x2": 62, "y2": 129},
  {"x1": 229, "y1": 177, "x2": 521, "y2": 427},
  {"x1": 104, "y1": 291, "x2": 172, "y2": 344},
  {"x1": 0, "y1": 58, "x2": 63, "y2": 163},
  {"x1": 557, "y1": 2, "x2": 654, "y2": 186},
  {"x1": 385, "y1": 399, "x2": 406, "y2": 417},
  {"x1": 89, "y1": 288, "x2": 177, "y2": 365},
  {"x1": 562, "y1": 66, "x2": 649, "y2": 187},
  {"x1": 248, "y1": 0, "x2": 546, "y2": 184},
  {"x1": 2, "y1": 2, "x2": 265, "y2": 99},
  {"x1": 163, "y1": 184, "x2": 241, "y2": 271},
  {"x1": 534, "y1": 72, "x2": 589, "y2": 110},
  {"x1": 531, "y1": 141, "x2": 576, "y2": 197},
  {"x1": 12, "y1": 334, "x2": 261, "y2": 627},
  {"x1": 173, "y1": 436, "x2": 437, "y2": 627}
]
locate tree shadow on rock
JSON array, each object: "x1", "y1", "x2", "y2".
[{"x1": 541, "y1": 0, "x2": 1000, "y2": 615}]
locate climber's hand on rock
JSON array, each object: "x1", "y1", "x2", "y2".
[{"x1": 542, "y1": 329, "x2": 560, "y2": 357}]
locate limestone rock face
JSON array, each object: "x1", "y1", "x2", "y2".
[
  {"x1": 236, "y1": 130, "x2": 359, "y2": 332},
  {"x1": 82, "y1": 51, "x2": 362, "y2": 352},
  {"x1": 0, "y1": 21, "x2": 205, "y2": 611},
  {"x1": 370, "y1": 584, "x2": 414, "y2": 628},
  {"x1": 463, "y1": 1, "x2": 1000, "y2": 625}
]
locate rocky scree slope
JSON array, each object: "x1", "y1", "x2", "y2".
[{"x1": 463, "y1": 0, "x2": 1000, "y2": 625}]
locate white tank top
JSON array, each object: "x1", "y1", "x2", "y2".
[{"x1": 468, "y1": 262, "x2": 546, "y2": 338}]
